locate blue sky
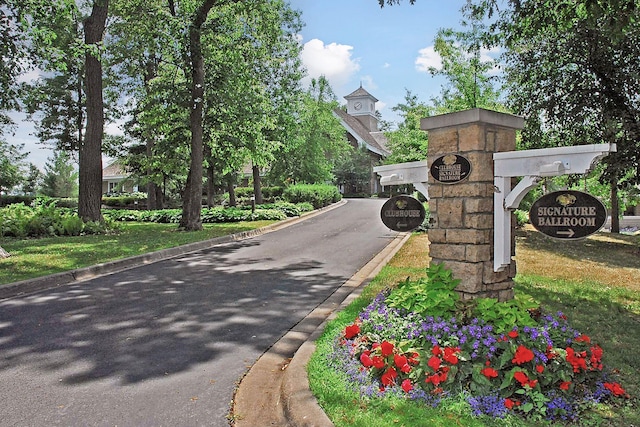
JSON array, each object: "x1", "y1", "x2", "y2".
[
  {"x1": 290, "y1": 0, "x2": 469, "y2": 121},
  {"x1": 13, "y1": 0, "x2": 469, "y2": 170}
]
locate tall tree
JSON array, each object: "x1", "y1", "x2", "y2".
[
  {"x1": 268, "y1": 76, "x2": 350, "y2": 184},
  {"x1": 22, "y1": 164, "x2": 43, "y2": 196},
  {"x1": 179, "y1": 0, "x2": 218, "y2": 231},
  {"x1": 383, "y1": 90, "x2": 431, "y2": 164},
  {"x1": 0, "y1": 140, "x2": 28, "y2": 194},
  {"x1": 479, "y1": 1, "x2": 639, "y2": 232},
  {"x1": 428, "y1": 25, "x2": 505, "y2": 113},
  {"x1": 41, "y1": 150, "x2": 79, "y2": 197},
  {"x1": 78, "y1": 0, "x2": 108, "y2": 222}
]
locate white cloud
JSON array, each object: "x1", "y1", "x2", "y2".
[
  {"x1": 415, "y1": 46, "x2": 442, "y2": 72},
  {"x1": 300, "y1": 38, "x2": 360, "y2": 91},
  {"x1": 416, "y1": 44, "x2": 502, "y2": 75}
]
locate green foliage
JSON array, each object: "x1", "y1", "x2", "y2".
[
  {"x1": 103, "y1": 205, "x2": 293, "y2": 224},
  {"x1": 282, "y1": 184, "x2": 342, "y2": 209},
  {"x1": 102, "y1": 193, "x2": 147, "y2": 208},
  {"x1": 0, "y1": 140, "x2": 29, "y2": 194},
  {"x1": 473, "y1": 297, "x2": 539, "y2": 334},
  {"x1": 268, "y1": 76, "x2": 351, "y2": 185},
  {"x1": 41, "y1": 151, "x2": 78, "y2": 198},
  {"x1": 383, "y1": 90, "x2": 430, "y2": 164},
  {"x1": 514, "y1": 209, "x2": 529, "y2": 227},
  {"x1": 385, "y1": 262, "x2": 461, "y2": 318},
  {"x1": 0, "y1": 195, "x2": 34, "y2": 207},
  {"x1": 0, "y1": 198, "x2": 112, "y2": 238}
]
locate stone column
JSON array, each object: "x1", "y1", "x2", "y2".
[{"x1": 421, "y1": 109, "x2": 524, "y2": 301}]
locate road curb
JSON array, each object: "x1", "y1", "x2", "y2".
[
  {"x1": 0, "y1": 200, "x2": 347, "y2": 301},
  {"x1": 231, "y1": 231, "x2": 410, "y2": 426}
]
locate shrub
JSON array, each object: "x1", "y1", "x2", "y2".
[
  {"x1": 514, "y1": 209, "x2": 529, "y2": 227},
  {"x1": 283, "y1": 184, "x2": 341, "y2": 209}
]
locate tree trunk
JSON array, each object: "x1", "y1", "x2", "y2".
[
  {"x1": 252, "y1": 164, "x2": 263, "y2": 205},
  {"x1": 78, "y1": 0, "x2": 108, "y2": 223},
  {"x1": 206, "y1": 166, "x2": 215, "y2": 207},
  {"x1": 0, "y1": 246, "x2": 10, "y2": 259},
  {"x1": 610, "y1": 178, "x2": 620, "y2": 233},
  {"x1": 179, "y1": 0, "x2": 216, "y2": 231},
  {"x1": 227, "y1": 175, "x2": 237, "y2": 207}
]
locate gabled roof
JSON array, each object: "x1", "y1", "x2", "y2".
[
  {"x1": 333, "y1": 108, "x2": 390, "y2": 157},
  {"x1": 344, "y1": 86, "x2": 379, "y2": 102},
  {"x1": 102, "y1": 161, "x2": 128, "y2": 179}
]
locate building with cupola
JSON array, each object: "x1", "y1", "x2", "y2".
[{"x1": 333, "y1": 85, "x2": 390, "y2": 195}]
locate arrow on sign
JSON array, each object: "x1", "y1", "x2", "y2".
[{"x1": 557, "y1": 229, "x2": 576, "y2": 238}]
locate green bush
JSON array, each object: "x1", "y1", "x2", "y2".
[
  {"x1": 0, "y1": 195, "x2": 34, "y2": 207},
  {"x1": 514, "y1": 209, "x2": 529, "y2": 227},
  {"x1": 283, "y1": 184, "x2": 341, "y2": 209},
  {"x1": 0, "y1": 198, "x2": 115, "y2": 238}
]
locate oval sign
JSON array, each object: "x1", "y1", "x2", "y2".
[
  {"x1": 430, "y1": 154, "x2": 472, "y2": 184},
  {"x1": 529, "y1": 190, "x2": 607, "y2": 240},
  {"x1": 380, "y1": 195, "x2": 426, "y2": 232}
]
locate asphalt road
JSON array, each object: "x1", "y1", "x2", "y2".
[{"x1": 0, "y1": 199, "x2": 398, "y2": 427}]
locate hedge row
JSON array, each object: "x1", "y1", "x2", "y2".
[
  {"x1": 102, "y1": 201, "x2": 313, "y2": 224},
  {"x1": 282, "y1": 184, "x2": 341, "y2": 209}
]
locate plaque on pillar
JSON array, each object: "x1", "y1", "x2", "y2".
[{"x1": 430, "y1": 154, "x2": 472, "y2": 184}]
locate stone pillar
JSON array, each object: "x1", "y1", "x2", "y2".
[{"x1": 421, "y1": 109, "x2": 524, "y2": 301}]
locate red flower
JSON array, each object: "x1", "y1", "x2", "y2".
[
  {"x1": 575, "y1": 334, "x2": 591, "y2": 344},
  {"x1": 344, "y1": 324, "x2": 360, "y2": 339},
  {"x1": 380, "y1": 341, "x2": 394, "y2": 357},
  {"x1": 380, "y1": 367, "x2": 398, "y2": 386},
  {"x1": 428, "y1": 356, "x2": 441, "y2": 371},
  {"x1": 513, "y1": 371, "x2": 529, "y2": 387},
  {"x1": 603, "y1": 382, "x2": 628, "y2": 397},
  {"x1": 408, "y1": 352, "x2": 420, "y2": 365},
  {"x1": 431, "y1": 345, "x2": 442, "y2": 356},
  {"x1": 512, "y1": 345, "x2": 534, "y2": 365},
  {"x1": 559, "y1": 381, "x2": 571, "y2": 391},
  {"x1": 360, "y1": 351, "x2": 373, "y2": 368},
  {"x1": 589, "y1": 345, "x2": 603, "y2": 371},
  {"x1": 394, "y1": 354, "x2": 407, "y2": 368},
  {"x1": 425, "y1": 371, "x2": 448, "y2": 386},
  {"x1": 443, "y1": 347, "x2": 460, "y2": 365},
  {"x1": 401, "y1": 379, "x2": 413, "y2": 393},
  {"x1": 504, "y1": 398, "x2": 515, "y2": 409},
  {"x1": 508, "y1": 330, "x2": 519, "y2": 339},
  {"x1": 481, "y1": 367, "x2": 499, "y2": 379},
  {"x1": 372, "y1": 356, "x2": 385, "y2": 369},
  {"x1": 566, "y1": 347, "x2": 587, "y2": 373},
  {"x1": 394, "y1": 354, "x2": 411, "y2": 373},
  {"x1": 536, "y1": 365, "x2": 545, "y2": 374}
]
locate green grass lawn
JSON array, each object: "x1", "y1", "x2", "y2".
[
  {"x1": 309, "y1": 230, "x2": 640, "y2": 427},
  {"x1": 0, "y1": 220, "x2": 275, "y2": 285}
]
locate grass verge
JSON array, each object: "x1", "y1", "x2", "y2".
[
  {"x1": 0, "y1": 220, "x2": 275, "y2": 285},
  {"x1": 309, "y1": 229, "x2": 640, "y2": 426}
]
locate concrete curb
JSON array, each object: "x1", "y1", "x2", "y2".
[
  {"x1": 0, "y1": 200, "x2": 347, "y2": 301},
  {"x1": 231, "y1": 231, "x2": 411, "y2": 427}
]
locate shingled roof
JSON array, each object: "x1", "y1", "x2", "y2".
[
  {"x1": 333, "y1": 108, "x2": 390, "y2": 157},
  {"x1": 344, "y1": 86, "x2": 379, "y2": 102}
]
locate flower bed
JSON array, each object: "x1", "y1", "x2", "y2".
[{"x1": 329, "y1": 264, "x2": 630, "y2": 423}]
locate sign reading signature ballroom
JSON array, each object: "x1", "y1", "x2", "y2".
[
  {"x1": 528, "y1": 190, "x2": 607, "y2": 240},
  {"x1": 430, "y1": 154, "x2": 472, "y2": 184}
]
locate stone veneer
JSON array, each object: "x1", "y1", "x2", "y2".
[{"x1": 421, "y1": 109, "x2": 524, "y2": 301}]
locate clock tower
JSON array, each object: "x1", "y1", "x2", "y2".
[{"x1": 345, "y1": 85, "x2": 379, "y2": 131}]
